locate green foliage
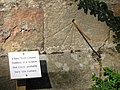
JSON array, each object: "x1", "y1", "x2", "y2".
[
  {"x1": 115, "y1": 44, "x2": 120, "y2": 53},
  {"x1": 91, "y1": 67, "x2": 120, "y2": 90},
  {"x1": 76, "y1": 0, "x2": 120, "y2": 53}
]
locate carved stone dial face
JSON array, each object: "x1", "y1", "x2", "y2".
[{"x1": 44, "y1": 1, "x2": 109, "y2": 53}]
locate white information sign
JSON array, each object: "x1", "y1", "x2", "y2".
[{"x1": 8, "y1": 51, "x2": 42, "y2": 79}]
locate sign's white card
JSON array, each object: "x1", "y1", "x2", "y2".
[{"x1": 8, "y1": 51, "x2": 42, "y2": 79}]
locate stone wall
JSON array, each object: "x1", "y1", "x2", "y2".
[{"x1": 0, "y1": 0, "x2": 120, "y2": 90}]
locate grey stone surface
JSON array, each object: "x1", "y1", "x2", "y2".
[
  {"x1": 0, "y1": 0, "x2": 119, "y2": 90},
  {"x1": 0, "y1": 55, "x2": 16, "y2": 90},
  {"x1": 0, "y1": 76, "x2": 16, "y2": 90}
]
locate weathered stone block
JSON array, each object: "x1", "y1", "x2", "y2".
[
  {"x1": 113, "y1": 4, "x2": 120, "y2": 16},
  {"x1": 1, "y1": 7, "x2": 44, "y2": 53}
]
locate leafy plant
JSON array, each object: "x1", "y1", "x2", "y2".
[
  {"x1": 76, "y1": 0, "x2": 120, "y2": 52},
  {"x1": 91, "y1": 67, "x2": 120, "y2": 90}
]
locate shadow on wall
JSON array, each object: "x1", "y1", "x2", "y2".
[
  {"x1": 26, "y1": 60, "x2": 52, "y2": 90},
  {"x1": 0, "y1": 76, "x2": 16, "y2": 90},
  {"x1": 17, "y1": 60, "x2": 52, "y2": 90}
]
